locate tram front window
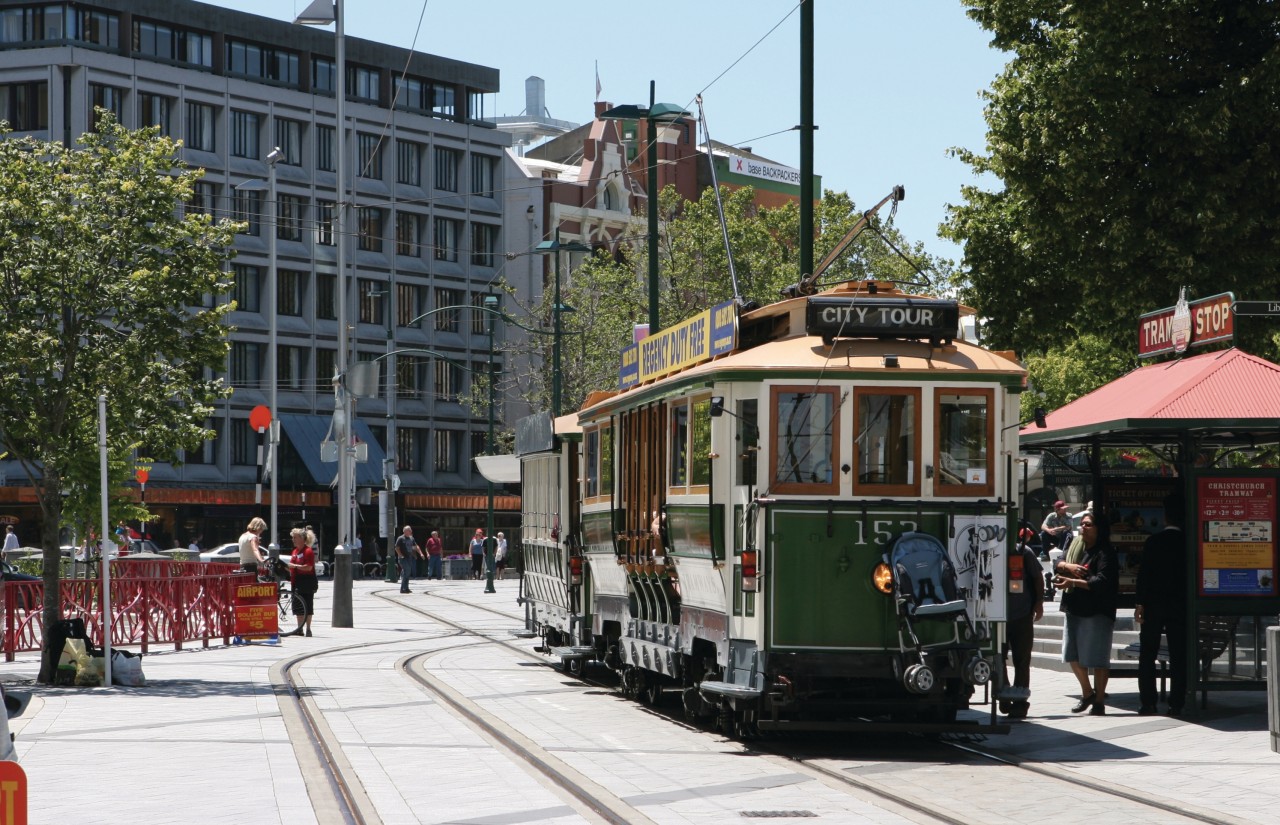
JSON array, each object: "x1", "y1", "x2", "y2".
[
  {"x1": 855, "y1": 389, "x2": 919, "y2": 494},
  {"x1": 936, "y1": 390, "x2": 993, "y2": 493},
  {"x1": 771, "y1": 387, "x2": 838, "y2": 492}
]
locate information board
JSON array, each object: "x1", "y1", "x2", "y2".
[
  {"x1": 1197, "y1": 477, "x2": 1277, "y2": 597},
  {"x1": 1102, "y1": 482, "x2": 1176, "y2": 594}
]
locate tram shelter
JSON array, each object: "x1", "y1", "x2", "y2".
[{"x1": 1021, "y1": 346, "x2": 1280, "y2": 710}]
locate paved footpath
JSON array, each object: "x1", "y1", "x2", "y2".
[{"x1": 2, "y1": 579, "x2": 1276, "y2": 824}]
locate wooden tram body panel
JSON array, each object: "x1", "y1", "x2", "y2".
[{"x1": 520, "y1": 284, "x2": 1026, "y2": 727}]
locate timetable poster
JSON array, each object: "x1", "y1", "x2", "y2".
[
  {"x1": 1103, "y1": 483, "x2": 1175, "y2": 594},
  {"x1": 1197, "y1": 477, "x2": 1277, "y2": 597}
]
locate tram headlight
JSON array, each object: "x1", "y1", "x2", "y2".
[{"x1": 872, "y1": 562, "x2": 894, "y2": 594}]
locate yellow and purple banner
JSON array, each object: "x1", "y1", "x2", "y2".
[{"x1": 619, "y1": 301, "x2": 736, "y2": 389}]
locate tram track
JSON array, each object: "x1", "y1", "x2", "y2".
[{"x1": 403, "y1": 587, "x2": 1253, "y2": 825}]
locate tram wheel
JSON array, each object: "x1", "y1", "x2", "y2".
[{"x1": 567, "y1": 656, "x2": 584, "y2": 677}]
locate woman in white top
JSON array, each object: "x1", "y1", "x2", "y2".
[
  {"x1": 238, "y1": 517, "x2": 268, "y2": 575},
  {"x1": 494, "y1": 532, "x2": 508, "y2": 578}
]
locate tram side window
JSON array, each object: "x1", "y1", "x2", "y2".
[
  {"x1": 584, "y1": 428, "x2": 600, "y2": 499},
  {"x1": 736, "y1": 399, "x2": 759, "y2": 486},
  {"x1": 601, "y1": 424, "x2": 613, "y2": 496},
  {"x1": 854, "y1": 388, "x2": 920, "y2": 496},
  {"x1": 935, "y1": 389, "x2": 993, "y2": 495},
  {"x1": 770, "y1": 387, "x2": 839, "y2": 494},
  {"x1": 668, "y1": 398, "x2": 711, "y2": 492}
]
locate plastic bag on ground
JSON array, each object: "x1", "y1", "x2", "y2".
[{"x1": 110, "y1": 650, "x2": 146, "y2": 687}]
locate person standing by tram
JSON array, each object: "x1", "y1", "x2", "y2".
[
  {"x1": 425, "y1": 530, "x2": 444, "y2": 580},
  {"x1": 1135, "y1": 492, "x2": 1188, "y2": 716},
  {"x1": 394, "y1": 526, "x2": 424, "y2": 594},
  {"x1": 1052, "y1": 513, "x2": 1118, "y2": 715},
  {"x1": 469, "y1": 529, "x2": 486, "y2": 580},
  {"x1": 1001, "y1": 534, "x2": 1045, "y2": 718}
]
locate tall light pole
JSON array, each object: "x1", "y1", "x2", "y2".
[
  {"x1": 599, "y1": 90, "x2": 689, "y2": 335},
  {"x1": 296, "y1": 0, "x2": 352, "y2": 626},
  {"x1": 534, "y1": 232, "x2": 589, "y2": 417}
]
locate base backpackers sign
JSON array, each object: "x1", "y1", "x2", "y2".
[{"x1": 1138, "y1": 290, "x2": 1234, "y2": 358}]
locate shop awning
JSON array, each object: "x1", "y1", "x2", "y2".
[
  {"x1": 1021, "y1": 348, "x2": 1280, "y2": 449},
  {"x1": 278, "y1": 413, "x2": 388, "y2": 486}
]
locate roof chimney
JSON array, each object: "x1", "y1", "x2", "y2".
[{"x1": 525, "y1": 76, "x2": 546, "y2": 118}]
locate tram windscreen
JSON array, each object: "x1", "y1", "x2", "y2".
[
  {"x1": 774, "y1": 391, "x2": 836, "y2": 486},
  {"x1": 856, "y1": 392, "x2": 916, "y2": 485}
]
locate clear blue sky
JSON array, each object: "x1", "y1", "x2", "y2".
[{"x1": 205, "y1": 0, "x2": 1008, "y2": 269}]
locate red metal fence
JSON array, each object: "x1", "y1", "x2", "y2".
[{"x1": 2, "y1": 561, "x2": 254, "y2": 661}]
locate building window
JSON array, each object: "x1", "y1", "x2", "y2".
[
  {"x1": 433, "y1": 217, "x2": 459, "y2": 262},
  {"x1": 470, "y1": 223, "x2": 498, "y2": 268},
  {"x1": 396, "y1": 355, "x2": 424, "y2": 399},
  {"x1": 433, "y1": 288, "x2": 462, "y2": 332},
  {"x1": 227, "y1": 40, "x2": 299, "y2": 85},
  {"x1": 89, "y1": 84, "x2": 124, "y2": 129},
  {"x1": 0, "y1": 7, "x2": 65, "y2": 44},
  {"x1": 357, "y1": 207, "x2": 384, "y2": 252},
  {"x1": 138, "y1": 92, "x2": 171, "y2": 135},
  {"x1": 434, "y1": 359, "x2": 461, "y2": 400},
  {"x1": 434, "y1": 147, "x2": 459, "y2": 192},
  {"x1": 274, "y1": 118, "x2": 303, "y2": 165},
  {"x1": 277, "y1": 194, "x2": 305, "y2": 242},
  {"x1": 434, "y1": 430, "x2": 458, "y2": 472},
  {"x1": 316, "y1": 124, "x2": 335, "y2": 172},
  {"x1": 397, "y1": 427, "x2": 420, "y2": 471},
  {"x1": 312, "y1": 58, "x2": 335, "y2": 94},
  {"x1": 470, "y1": 293, "x2": 494, "y2": 335},
  {"x1": 347, "y1": 65, "x2": 380, "y2": 102},
  {"x1": 185, "y1": 101, "x2": 214, "y2": 151},
  {"x1": 277, "y1": 269, "x2": 304, "y2": 316},
  {"x1": 231, "y1": 110, "x2": 260, "y2": 159},
  {"x1": 133, "y1": 20, "x2": 211, "y2": 67},
  {"x1": 316, "y1": 200, "x2": 335, "y2": 246},
  {"x1": 393, "y1": 76, "x2": 427, "y2": 111},
  {"x1": 233, "y1": 189, "x2": 262, "y2": 235},
  {"x1": 229, "y1": 342, "x2": 261, "y2": 388},
  {"x1": 315, "y1": 347, "x2": 336, "y2": 386},
  {"x1": 74, "y1": 8, "x2": 119, "y2": 48},
  {"x1": 358, "y1": 278, "x2": 385, "y2": 324},
  {"x1": 431, "y1": 84, "x2": 455, "y2": 118},
  {"x1": 357, "y1": 133, "x2": 382, "y2": 179},
  {"x1": 395, "y1": 212, "x2": 421, "y2": 257},
  {"x1": 316, "y1": 274, "x2": 336, "y2": 320},
  {"x1": 471, "y1": 431, "x2": 489, "y2": 463},
  {"x1": 0, "y1": 82, "x2": 47, "y2": 131},
  {"x1": 188, "y1": 181, "x2": 216, "y2": 216},
  {"x1": 230, "y1": 419, "x2": 256, "y2": 466},
  {"x1": 396, "y1": 140, "x2": 421, "y2": 185},
  {"x1": 277, "y1": 345, "x2": 305, "y2": 391},
  {"x1": 397, "y1": 283, "x2": 425, "y2": 326},
  {"x1": 231, "y1": 265, "x2": 261, "y2": 312},
  {"x1": 184, "y1": 419, "x2": 218, "y2": 465},
  {"x1": 470, "y1": 154, "x2": 496, "y2": 198}
]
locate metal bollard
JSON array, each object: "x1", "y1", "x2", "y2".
[
  {"x1": 1268, "y1": 625, "x2": 1279, "y2": 753},
  {"x1": 331, "y1": 545, "x2": 353, "y2": 628}
]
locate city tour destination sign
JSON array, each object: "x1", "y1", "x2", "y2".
[
  {"x1": 619, "y1": 301, "x2": 737, "y2": 389},
  {"x1": 1138, "y1": 290, "x2": 1234, "y2": 358},
  {"x1": 805, "y1": 296, "x2": 960, "y2": 344}
]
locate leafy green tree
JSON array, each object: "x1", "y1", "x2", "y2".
[
  {"x1": 1019, "y1": 333, "x2": 1132, "y2": 421},
  {"x1": 0, "y1": 115, "x2": 238, "y2": 682},
  {"x1": 945, "y1": 1, "x2": 1280, "y2": 362},
  {"x1": 511, "y1": 185, "x2": 955, "y2": 414}
]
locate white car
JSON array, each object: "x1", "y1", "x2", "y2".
[{"x1": 199, "y1": 543, "x2": 242, "y2": 564}]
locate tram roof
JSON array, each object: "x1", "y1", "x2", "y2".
[
  {"x1": 1021, "y1": 347, "x2": 1280, "y2": 450},
  {"x1": 577, "y1": 287, "x2": 1024, "y2": 420}
]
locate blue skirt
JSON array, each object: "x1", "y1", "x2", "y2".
[{"x1": 1062, "y1": 613, "x2": 1114, "y2": 669}]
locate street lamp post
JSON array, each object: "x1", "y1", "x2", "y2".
[
  {"x1": 600, "y1": 87, "x2": 690, "y2": 335},
  {"x1": 296, "y1": 0, "x2": 353, "y2": 627},
  {"x1": 533, "y1": 232, "x2": 590, "y2": 417}
]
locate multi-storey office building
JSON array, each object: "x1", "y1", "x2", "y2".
[{"x1": 0, "y1": 0, "x2": 523, "y2": 556}]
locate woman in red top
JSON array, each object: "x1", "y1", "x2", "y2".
[{"x1": 284, "y1": 527, "x2": 319, "y2": 637}]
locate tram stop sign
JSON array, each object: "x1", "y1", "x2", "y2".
[
  {"x1": 249, "y1": 404, "x2": 272, "y2": 433},
  {"x1": 134, "y1": 468, "x2": 149, "y2": 485}
]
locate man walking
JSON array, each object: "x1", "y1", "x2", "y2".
[
  {"x1": 425, "y1": 530, "x2": 443, "y2": 580},
  {"x1": 394, "y1": 526, "x2": 424, "y2": 594},
  {"x1": 2, "y1": 525, "x2": 19, "y2": 553}
]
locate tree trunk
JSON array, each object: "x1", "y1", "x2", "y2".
[{"x1": 36, "y1": 489, "x2": 62, "y2": 684}]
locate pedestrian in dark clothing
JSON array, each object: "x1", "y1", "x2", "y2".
[
  {"x1": 394, "y1": 526, "x2": 424, "y2": 594},
  {"x1": 1001, "y1": 537, "x2": 1045, "y2": 718},
  {"x1": 1135, "y1": 492, "x2": 1188, "y2": 716}
]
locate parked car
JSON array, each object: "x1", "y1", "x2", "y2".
[
  {"x1": 1, "y1": 560, "x2": 40, "y2": 611},
  {"x1": 127, "y1": 539, "x2": 166, "y2": 556},
  {"x1": 199, "y1": 543, "x2": 242, "y2": 564}
]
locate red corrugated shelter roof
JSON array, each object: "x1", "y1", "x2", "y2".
[{"x1": 1022, "y1": 348, "x2": 1280, "y2": 447}]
